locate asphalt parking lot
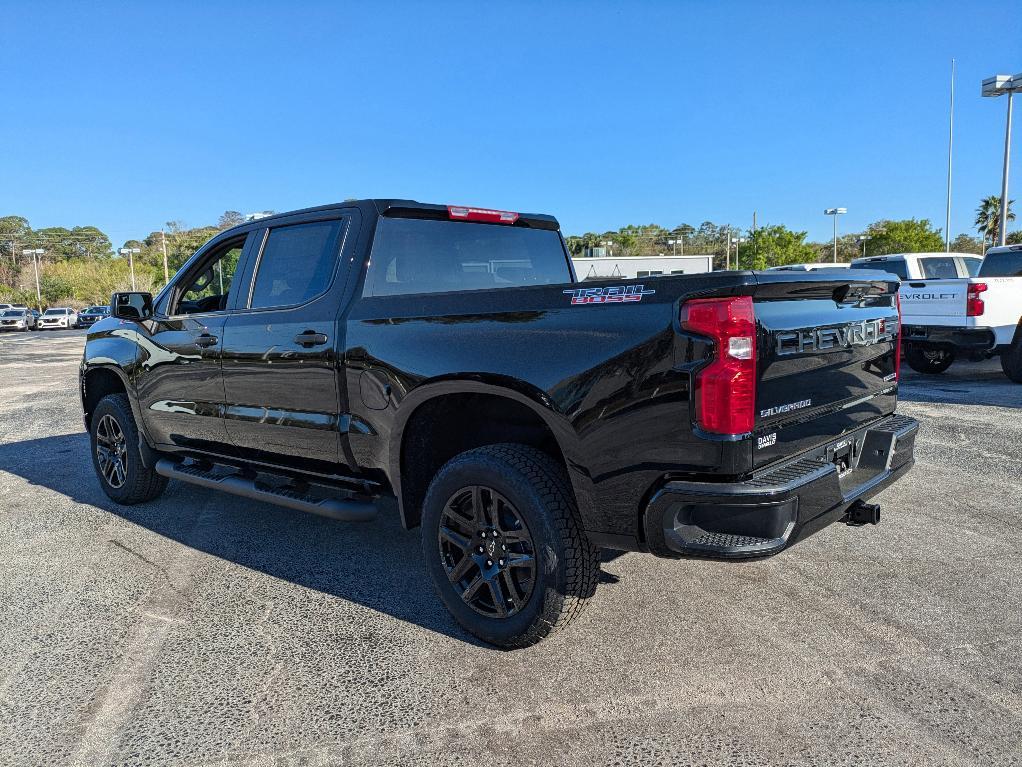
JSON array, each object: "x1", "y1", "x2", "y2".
[{"x1": 1, "y1": 330, "x2": 1020, "y2": 767}]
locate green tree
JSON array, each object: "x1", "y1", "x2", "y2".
[
  {"x1": 740, "y1": 225, "x2": 818, "y2": 269},
  {"x1": 975, "y1": 196, "x2": 1016, "y2": 248},
  {"x1": 949, "y1": 233, "x2": 983, "y2": 255},
  {"x1": 0, "y1": 215, "x2": 32, "y2": 265},
  {"x1": 863, "y1": 219, "x2": 944, "y2": 256},
  {"x1": 1007, "y1": 230, "x2": 1022, "y2": 245}
]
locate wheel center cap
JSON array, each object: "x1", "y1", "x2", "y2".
[{"x1": 485, "y1": 538, "x2": 496, "y2": 557}]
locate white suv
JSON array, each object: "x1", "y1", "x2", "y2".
[{"x1": 38, "y1": 307, "x2": 79, "y2": 330}]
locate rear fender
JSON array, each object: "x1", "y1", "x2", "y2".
[{"x1": 388, "y1": 377, "x2": 596, "y2": 533}]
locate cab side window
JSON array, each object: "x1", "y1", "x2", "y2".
[
  {"x1": 174, "y1": 239, "x2": 246, "y2": 315},
  {"x1": 248, "y1": 220, "x2": 344, "y2": 309}
]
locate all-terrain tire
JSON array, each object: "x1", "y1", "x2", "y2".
[
  {"x1": 905, "y1": 344, "x2": 955, "y2": 374},
  {"x1": 421, "y1": 443, "x2": 600, "y2": 649},
  {"x1": 90, "y1": 393, "x2": 168, "y2": 504}
]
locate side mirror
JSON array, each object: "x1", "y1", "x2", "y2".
[{"x1": 111, "y1": 292, "x2": 154, "y2": 321}]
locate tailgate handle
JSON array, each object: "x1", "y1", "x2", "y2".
[{"x1": 908, "y1": 282, "x2": 926, "y2": 287}]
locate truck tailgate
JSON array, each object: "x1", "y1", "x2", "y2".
[
  {"x1": 751, "y1": 272, "x2": 900, "y2": 469},
  {"x1": 899, "y1": 279, "x2": 968, "y2": 324}
]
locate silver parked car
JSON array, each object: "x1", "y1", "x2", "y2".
[
  {"x1": 38, "y1": 307, "x2": 79, "y2": 330},
  {"x1": 0, "y1": 308, "x2": 37, "y2": 331}
]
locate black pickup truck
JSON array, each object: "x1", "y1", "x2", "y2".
[{"x1": 80, "y1": 200, "x2": 918, "y2": 647}]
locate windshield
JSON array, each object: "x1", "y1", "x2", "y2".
[
  {"x1": 86, "y1": 306, "x2": 109, "y2": 313},
  {"x1": 978, "y1": 251, "x2": 1022, "y2": 277},
  {"x1": 850, "y1": 260, "x2": 908, "y2": 280},
  {"x1": 44, "y1": 309, "x2": 66, "y2": 315},
  {"x1": 1, "y1": 310, "x2": 25, "y2": 317},
  {"x1": 962, "y1": 258, "x2": 982, "y2": 277}
]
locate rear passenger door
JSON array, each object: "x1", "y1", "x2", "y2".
[{"x1": 219, "y1": 211, "x2": 360, "y2": 469}]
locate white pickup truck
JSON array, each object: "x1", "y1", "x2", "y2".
[{"x1": 898, "y1": 244, "x2": 1022, "y2": 382}]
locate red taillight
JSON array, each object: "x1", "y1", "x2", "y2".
[
  {"x1": 680, "y1": 296, "x2": 757, "y2": 435},
  {"x1": 894, "y1": 292, "x2": 902, "y2": 381},
  {"x1": 447, "y1": 205, "x2": 519, "y2": 224},
  {"x1": 966, "y1": 282, "x2": 987, "y2": 317}
]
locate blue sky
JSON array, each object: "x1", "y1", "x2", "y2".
[{"x1": 2, "y1": 1, "x2": 1020, "y2": 247}]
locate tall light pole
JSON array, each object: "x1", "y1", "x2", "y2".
[
  {"x1": 119, "y1": 247, "x2": 140, "y2": 290},
  {"x1": 946, "y1": 58, "x2": 955, "y2": 252},
  {"x1": 857, "y1": 235, "x2": 872, "y2": 257},
  {"x1": 733, "y1": 237, "x2": 746, "y2": 269},
  {"x1": 23, "y1": 249, "x2": 44, "y2": 311},
  {"x1": 982, "y1": 74, "x2": 1020, "y2": 247},
  {"x1": 824, "y1": 208, "x2": 847, "y2": 263}
]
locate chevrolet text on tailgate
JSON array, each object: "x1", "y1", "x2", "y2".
[
  {"x1": 79, "y1": 200, "x2": 918, "y2": 647},
  {"x1": 897, "y1": 244, "x2": 1022, "y2": 381}
]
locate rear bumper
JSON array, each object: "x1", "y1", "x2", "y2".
[
  {"x1": 903, "y1": 324, "x2": 995, "y2": 351},
  {"x1": 643, "y1": 413, "x2": 918, "y2": 558}
]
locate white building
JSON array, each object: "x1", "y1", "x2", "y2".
[{"x1": 572, "y1": 255, "x2": 713, "y2": 280}]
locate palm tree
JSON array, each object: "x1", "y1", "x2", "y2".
[{"x1": 975, "y1": 196, "x2": 1016, "y2": 253}]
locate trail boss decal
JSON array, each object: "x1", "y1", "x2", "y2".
[{"x1": 563, "y1": 284, "x2": 656, "y2": 305}]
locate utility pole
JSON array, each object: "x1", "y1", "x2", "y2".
[
  {"x1": 23, "y1": 249, "x2": 44, "y2": 312},
  {"x1": 752, "y1": 211, "x2": 757, "y2": 266},
  {"x1": 945, "y1": 58, "x2": 955, "y2": 252},
  {"x1": 161, "y1": 230, "x2": 169, "y2": 284},
  {"x1": 119, "y1": 248, "x2": 140, "y2": 290},
  {"x1": 725, "y1": 227, "x2": 731, "y2": 271}
]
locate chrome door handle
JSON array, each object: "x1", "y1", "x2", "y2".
[{"x1": 195, "y1": 334, "x2": 218, "y2": 348}]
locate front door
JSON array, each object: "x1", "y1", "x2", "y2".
[
  {"x1": 219, "y1": 213, "x2": 358, "y2": 470},
  {"x1": 135, "y1": 234, "x2": 251, "y2": 451}
]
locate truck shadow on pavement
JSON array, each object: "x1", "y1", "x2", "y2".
[
  {"x1": 3, "y1": 432, "x2": 580, "y2": 648},
  {"x1": 896, "y1": 370, "x2": 1021, "y2": 409}
]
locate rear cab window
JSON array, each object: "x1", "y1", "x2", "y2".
[
  {"x1": 919, "y1": 257, "x2": 958, "y2": 279},
  {"x1": 850, "y1": 259, "x2": 908, "y2": 280},
  {"x1": 979, "y1": 251, "x2": 1022, "y2": 277},
  {"x1": 363, "y1": 218, "x2": 571, "y2": 297}
]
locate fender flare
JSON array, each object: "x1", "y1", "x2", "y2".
[
  {"x1": 387, "y1": 377, "x2": 596, "y2": 531},
  {"x1": 80, "y1": 361, "x2": 157, "y2": 464}
]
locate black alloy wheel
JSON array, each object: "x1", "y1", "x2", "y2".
[
  {"x1": 95, "y1": 413, "x2": 128, "y2": 489},
  {"x1": 89, "y1": 393, "x2": 168, "y2": 504},
  {"x1": 438, "y1": 485, "x2": 537, "y2": 618},
  {"x1": 421, "y1": 443, "x2": 599, "y2": 648}
]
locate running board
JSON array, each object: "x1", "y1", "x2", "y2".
[{"x1": 155, "y1": 459, "x2": 377, "y2": 522}]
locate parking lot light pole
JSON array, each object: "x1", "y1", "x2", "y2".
[
  {"x1": 824, "y1": 208, "x2": 847, "y2": 263},
  {"x1": 857, "y1": 235, "x2": 871, "y2": 257},
  {"x1": 119, "y1": 247, "x2": 141, "y2": 290},
  {"x1": 23, "y1": 249, "x2": 44, "y2": 312},
  {"x1": 733, "y1": 237, "x2": 746, "y2": 269},
  {"x1": 982, "y1": 74, "x2": 1020, "y2": 247}
]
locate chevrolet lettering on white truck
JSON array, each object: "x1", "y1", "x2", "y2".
[{"x1": 898, "y1": 244, "x2": 1022, "y2": 381}]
